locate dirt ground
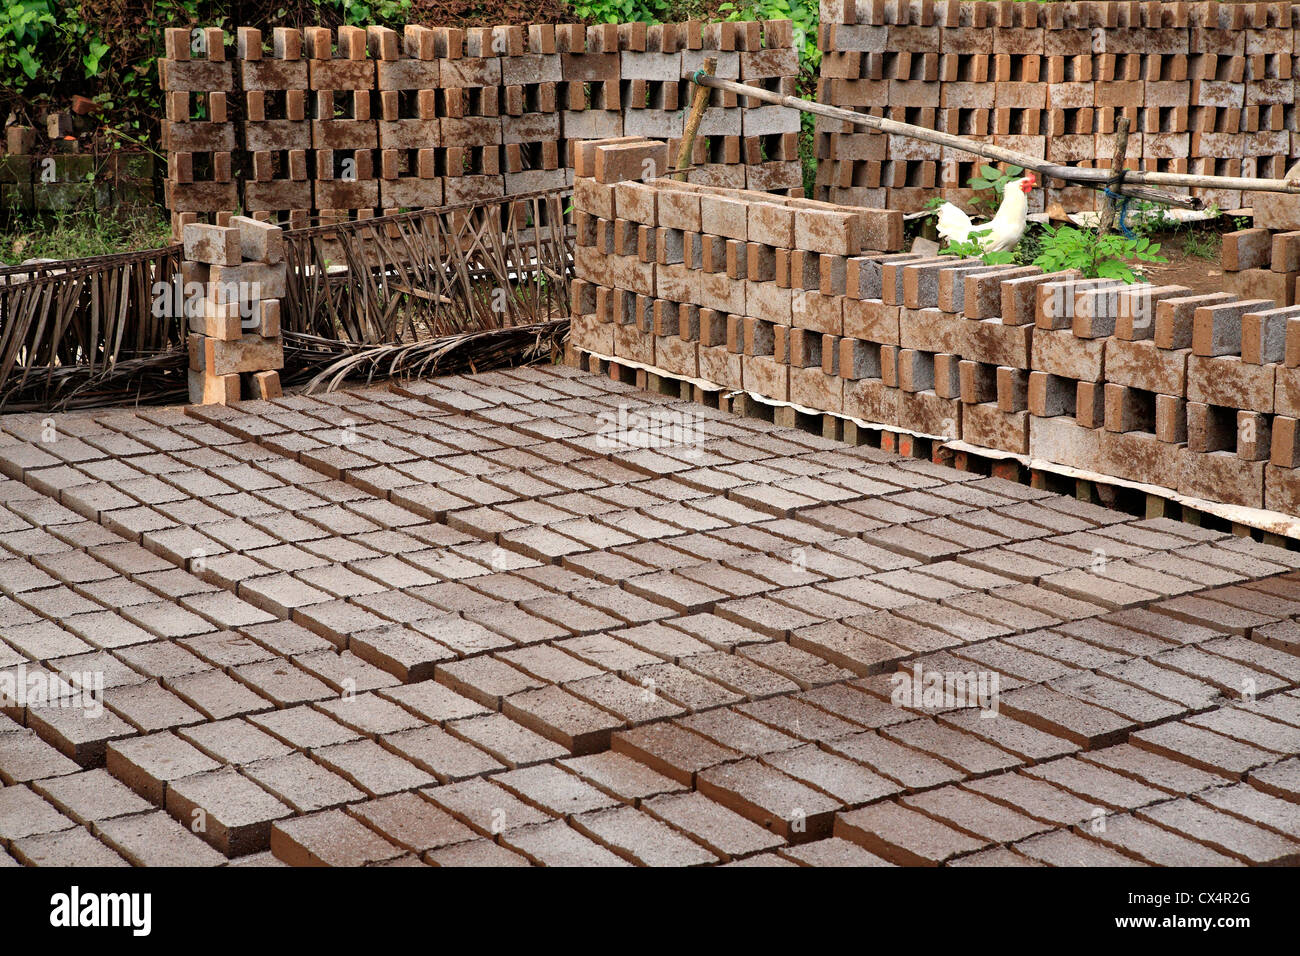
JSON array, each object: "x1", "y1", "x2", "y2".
[{"x1": 1136, "y1": 230, "x2": 1229, "y2": 296}]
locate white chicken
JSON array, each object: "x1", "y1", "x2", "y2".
[{"x1": 935, "y1": 172, "x2": 1037, "y2": 253}]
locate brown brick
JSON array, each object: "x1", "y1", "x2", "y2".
[
  {"x1": 1192, "y1": 299, "x2": 1275, "y2": 357},
  {"x1": 1222, "y1": 227, "x2": 1274, "y2": 271},
  {"x1": 1155, "y1": 293, "x2": 1235, "y2": 350}
]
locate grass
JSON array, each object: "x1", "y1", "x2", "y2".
[
  {"x1": 0, "y1": 206, "x2": 172, "y2": 266},
  {"x1": 1178, "y1": 227, "x2": 1222, "y2": 261}
]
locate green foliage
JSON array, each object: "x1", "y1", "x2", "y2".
[
  {"x1": 1032, "y1": 225, "x2": 1166, "y2": 283},
  {"x1": 1013, "y1": 222, "x2": 1045, "y2": 266},
  {"x1": 968, "y1": 163, "x2": 1022, "y2": 214},
  {"x1": 569, "y1": 0, "x2": 667, "y2": 24},
  {"x1": 798, "y1": 107, "x2": 817, "y2": 196},
  {"x1": 1126, "y1": 199, "x2": 1178, "y2": 237},
  {"x1": 0, "y1": 0, "x2": 110, "y2": 92},
  {"x1": 1, "y1": 207, "x2": 172, "y2": 266},
  {"x1": 1180, "y1": 227, "x2": 1221, "y2": 261},
  {"x1": 335, "y1": 0, "x2": 412, "y2": 25},
  {"x1": 939, "y1": 228, "x2": 1016, "y2": 264}
]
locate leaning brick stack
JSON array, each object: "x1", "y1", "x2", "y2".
[
  {"x1": 815, "y1": 0, "x2": 1297, "y2": 214},
  {"x1": 571, "y1": 138, "x2": 1300, "y2": 519},
  {"x1": 184, "y1": 218, "x2": 287, "y2": 405}
]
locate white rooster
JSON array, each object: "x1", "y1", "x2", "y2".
[{"x1": 936, "y1": 172, "x2": 1037, "y2": 253}]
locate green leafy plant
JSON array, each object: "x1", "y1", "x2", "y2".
[
  {"x1": 939, "y1": 228, "x2": 1017, "y2": 265},
  {"x1": 83, "y1": 36, "x2": 109, "y2": 76},
  {"x1": 572, "y1": 0, "x2": 672, "y2": 25},
  {"x1": 0, "y1": 0, "x2": 119, "y2": 91},
  {"x1": 968, "y1": 163, "x2": 1023, "y2": 214},
  {"x1": 1128, "y1": 199, "x2": 1177, "y2": 237},
  {"x1": 1, "y1": 0, "x2": 58, "y2": 85},
  {"x1": 1032, "y1": 225, "x2": 1166, "y2": 283}
]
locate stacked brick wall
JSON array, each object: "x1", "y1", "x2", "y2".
[
  {"x1": 571, "y1": 138, "x2": 1300, "y2": 520},
  {"x1": 816, "y1": 0, "x2": 1298, "y2": 213},
  {"x1": 158, "y1": 21, "x2": 801, "y2": 235},
  {"x1": 0, "y1": 126, "x2": 155, "y2": 215}
]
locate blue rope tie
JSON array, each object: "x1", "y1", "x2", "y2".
[
  {"x1": 1104, "y1": 187, "x2": 1137, "y2": 239},
  {"x1": 691, "y1": 68, "x2": 708, "y2": 85}
]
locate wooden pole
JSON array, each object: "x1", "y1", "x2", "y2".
[
  {"x1": 676, "y1": 56, "x2": 717, "y2": 181},
  {"x1": 1098, "y1": 115, "x2": 1131, "y2": 235},
  {"x1": 690, "y1": 74, "x2": 1300, "y2": 206}
]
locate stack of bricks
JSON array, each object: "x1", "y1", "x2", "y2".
[
  {"x1": 815, "y1": 0, "x2": 1297, "y2": 214},
  {"x1": 566, "y1": 136, "x2": 905, "y2": 412},
  {"x1": 1221, "y1": 226, "x2": 1300, "y2": 305},
  {"x1": 304, "y1": 25, "x2": 380, "y2": 225},
  {"x1": 239, "y1": 26, "x2": 312, "y2": 228},
  {"x1": 499, "y1": 25, "x2": 567, "y2": 197},
  {"x1": 1015, "y1": 272, "x2": 1300, "y2": 516},
  {"x1": 160, "y1": 21, "x2": 802, "y2": 234},
  {"x1": 570, "y1": 138, "x2": 1300, "y2": 519},
  {"x1": 668, "y1": 20, "x2": 804, "y2": 193},
  {"x1": 433, "y1": 25, "x2": 507, "y2": 206},
  {"x1": 161, "y1": 27, "x2": 240, "y2": 236},
  {"x1": 0, "y1": 126, "x2": 154, "y2": 214},
  {"x1": 183, "y1": 217, "x2": 287, "y2": 405}
]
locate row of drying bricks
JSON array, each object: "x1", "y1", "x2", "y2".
[
  {"x1": 190, "y1": 367, "x2": 1300, "y2": 866},
  {"x1": 0, "y1": 361, "x2": 1294, "y2": 863},
  {"x1": 566, "y1": 168, "x2": 1300, "y2": 503},
  {"x1": 0, "y1": 371, "x2": 924, "y2": 867},
  {"x1": 0, "y1": 421, "x2": 1294, "y2": 868}
]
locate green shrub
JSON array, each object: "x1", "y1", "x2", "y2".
[
  {"x1": 572, "y1": 0, "x2": 670, "y2": 23},
  {"x1": 1032, "y1": 225, "x2": 1166, "y2": 283},
  {"x1": 1, "y1": 0, "x2": 110, "y2": 94}
]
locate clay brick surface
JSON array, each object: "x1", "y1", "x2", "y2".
[{"x1": 2, "y1": 362, "x2": 1299, "y2": 867}]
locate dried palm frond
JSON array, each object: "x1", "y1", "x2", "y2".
[
  {"x1": 281, "y1": 188, "x2": 573, "y2": 344},
  {"x1": 0, "y1": 245, "x2": 183, "y2": 411},
  {"x1": 0, "y1": 188, "x2": 575, "y2": 413},
  {"x1": 285, "y1": 320, "x2": 569, "y2": 394},
  {"x1": 0, "y1": 349, "x2": 188, "y2": 413}
]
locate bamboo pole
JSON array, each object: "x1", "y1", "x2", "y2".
[
  {"x1": 1098, "y1": 116, "x2": 1131, "y2": 235},
  {"x1": 691, "y1": 74, "x2": 1300, "y2": 207},
  {"x1": 676, "y1": 56, "x2": 717, "y2": 181}
]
